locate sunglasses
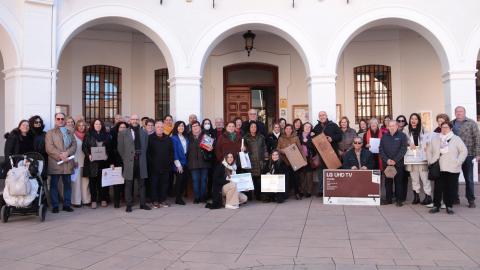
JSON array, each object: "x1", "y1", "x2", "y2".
[
  {"x1": 34, "y1": 121, "x2": 42, "y2": 124},
  {"x1": 353, "y1": 141, "x2": 362, "y2": 145},
  {"x1": 397, "y1": 120, "x2": 406, "y2": 123},
  {"x1": 56, "y1": 118, "x2": 65, "y2": 121}
]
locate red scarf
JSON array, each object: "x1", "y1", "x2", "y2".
[
  {"x1": 365, "y1": 128, "x2": 383, "y2": 170},
  {"x1": 75, "y1": 130, "x2": 86, "y2": 141}
]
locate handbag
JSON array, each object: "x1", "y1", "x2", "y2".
[
  {"x1": 239, "y1": 139, "x2": 252, "y2": 169},
  {"x1": 384, "y1": 165, "x2": 397, "y2": 178},
  {"x1": 428, "y1": 160, "x2": 440, "y2": 181},
  {"x1": 310, "y1": 154, "x2": 321, "y2": 169}
]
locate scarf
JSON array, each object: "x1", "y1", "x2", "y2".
[
  {"x1": 440, "y1": 131, "x2": 454, "y2": 154},
  {"x1": 59, "y1": 127, "x2": 71, "y2": 148},
  {"x1": 75, "y1": 130, "x2": 86, "y2": 141},
  {"x1": 222, "y1": 159, "x2": 237, "y2": 177},
  {"x1": 227, "y1": 131, "x2": 237, "y2": 142},
  {"x1": 273, "y1": 132, "x2": 281, "y2": 139}
]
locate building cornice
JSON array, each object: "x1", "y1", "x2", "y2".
[{"x1": 25, "y1": 0, "x2": 54, "y2": 7}]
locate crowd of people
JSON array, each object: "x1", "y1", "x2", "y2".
[{"x1": 2, "y1": 106, "x2": 478, "y2": 215}]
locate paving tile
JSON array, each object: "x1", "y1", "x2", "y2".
[
  {"x1": 297, "y1": 246, "x2": 353, "y2": 258},
  {"x1": 84, "y1": 254, "x2": 144, "y2": 270},
  {"x1": 181, "y1": 250, "x2": 240, "y2": 264},
  {"x1": 49, "y1": 250, "x2": 112, "y2": 269},
  {"x1": 23, "y1": 247, "x2": 79, "y2": 264}
]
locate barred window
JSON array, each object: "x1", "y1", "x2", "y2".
[
  {"x1": 354, "y1": 65, "x2": 392, "y2": 123},
  {"x1": 155, "y1": 68, "x2": 169, "y2": 120},
  {"x1": 476, "y1": 61, "x2": 480, "y2": 121},
  {"x1": 82, "y1": 65, "x2": 121, "y2": 124}
]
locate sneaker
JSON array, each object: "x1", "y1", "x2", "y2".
[
  {"x1": 52, "y1": 207, "x2": 59, "y2": 213},
  {"x1": 225, "y1": 204, "x2": 239, "y2": 209},
  {"x1": 153, "y1": 202, "x2": 160, "y2": 209},
  {"x1": 160, "y1": 202, "x2": 170, "y2": 208},
  {"x1": 63, "y1": 207, "x2": 74, "y2": 212},
  {"x1": 425, "y1": 203, "x2": 434, "y2": 208},
  {"x1": 126, "y1": 205, "x2": 132, "y2": 212},
  {"x1": 140, "y1": 205, "x2": 152, "y2": 210},
  {"x1": 468, "y1": 201, "x2": 476, "y2": 208},
  {"x1": 441, "y1": 204, "x2": 446, "y2": 209}
]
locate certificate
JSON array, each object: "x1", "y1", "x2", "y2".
[
  {"x1": 91, "y1": 147, "x2": 107, "y2": 161},
  {"x1": 101, "y1": 167, "x2": 124, "y2": 187},
  {"x1": 230, "y1": 173, "x2": 254, "y2": 192},
  {"x1": 261, "y1": 174, "x2": 285, "y2": 193},
  {"x1": 404, "y1": 148, "x2": 427, "y2": 164},
  {"x1": 369, "y1": 138, "x2": 380, "y2": 154}
]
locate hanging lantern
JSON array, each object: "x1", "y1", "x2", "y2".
[{"x1": 243, "y1": 30, "x2": 256, "y2": 57}]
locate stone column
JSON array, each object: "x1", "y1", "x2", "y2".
[
  {"x1": 308, "y1": 74, "x2": 337, "y2": 123},
  {"x1": 442, "y1": 70, "x2": 477, "y2": 118},
  {"x1": 169, "y1": 76, "x2": 202, "y2": 122}
]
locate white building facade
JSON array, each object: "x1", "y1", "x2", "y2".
[{"x1": 1, "y1": 0, "x2": 480, "y2": 150}]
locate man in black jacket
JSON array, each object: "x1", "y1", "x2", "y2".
[
  {"x1": 379, "y1": 120, "x2": 408, "y2": 206},
  {"x1": 312, "y1": 111, "x2": 342, "y2": 197},
  {"x1": 241, "y1": 109, "x2": 267, "y2": 137},
  {"x1": 147, "y1": 120, "x2": 174, "y2": 208}
]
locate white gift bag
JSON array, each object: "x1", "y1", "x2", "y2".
[{"x1": 239, "y1": 139, "x2": 252, "y2": 169}]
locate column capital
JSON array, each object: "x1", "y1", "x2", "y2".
[
  {"x1": 168, "y1": 76, "x2": 202, "y2": 87},
  {"x1": 24, "y1": 0, "x2": 54, "y2": 7},
  {"x1": 3, "y1": 66, "x2": 57, "y2": 80},
  {"x1": 441, "y1": 70, "x2": 476, "y2": 83},
  {"x1": 307, "y1": 74, "x2": 337, "y2": 86}
]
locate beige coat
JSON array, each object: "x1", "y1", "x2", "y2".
[
  {"x1": 427, "y1": 134, "x2": 467, "y2": 173},
  {"x1": 45, "y1": 127, "x2": 77, "y2": 175}
]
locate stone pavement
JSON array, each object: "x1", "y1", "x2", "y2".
[{"x1": 0, "y1": 191, "x2": 479, "y2": 270}]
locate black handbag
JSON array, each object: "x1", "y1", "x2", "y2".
[{"x1": 428, "y1": 160, "x2": 440, "y2": 181}]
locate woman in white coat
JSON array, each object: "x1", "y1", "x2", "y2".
[
  {"x1": 71, "y1": 119, "x2": 91, "y2": 207},
  {"x1": 404, "y1": 113, "x2": 432, "y2": 205},
  {"x1": 427, "y1": 121, "x2": 467, "y2": 214}
]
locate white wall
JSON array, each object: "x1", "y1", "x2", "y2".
[
  {"x1": 57, "y1": 28, "x2": 167, "y2": 120},
  {"x1": 202, "y1": 32, "x2": 308, "y2": 122},
  {"x1": 0, "y1": 53, "x2": 4, "y2": 153},
  {"x1": 336, "y1": 28, "x2": 443, "y2": 128}
]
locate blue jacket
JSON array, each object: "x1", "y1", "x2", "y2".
[
  {"x1": 379, "y1": 130, "x2": 408, "y2": 168},
  {"x1": 342, "y1": 148, "x2": 374, "y2": 170},
  {"x1": 171, "y1": 134, "x2": 189, "y2": 170}
]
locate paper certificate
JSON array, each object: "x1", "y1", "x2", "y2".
[
  {"x1": 91, "y1": 147, "x2": 107, "y2": 161},
  {"x1": 230, "y1": 173, "x2": 254, "y2": 192},
  {"x1": 261, "y1": 174, "x2": 285, "y2": 193},
  {"x1": 101, "y1": 167, "x2": 124, "y2": 187},
  {"x1": 369, "y1": 138, "x2": 380, "y2": 154}
]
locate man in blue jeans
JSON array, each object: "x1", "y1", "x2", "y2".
[
  {"x1": 45, "y1": 113, "x2": 77, "y2": 213},
  {"x1": 452, "y1": 106, "x2": 478, "y2": 208}
]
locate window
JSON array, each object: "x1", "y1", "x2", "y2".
[
  {"x1": 155, "y1": 68, "x2": 169, "y2": 120},
  {"x1": 476, "y1": 61, "x2": 480, "y2": 121},
  {"x1": 354, "y1": 65, "x2": 392, "y2": 123},
  {"x1": 83, "y1": 65, "x2": 121, "y2": 124}
]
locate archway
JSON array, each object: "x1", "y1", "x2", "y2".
[{"x1": 57, "y1": 21, "x2": 173, "y2": 124}]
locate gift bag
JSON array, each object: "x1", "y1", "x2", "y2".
[{"x1": 239, "y1": 139, "x2": 252, "y2": 169}]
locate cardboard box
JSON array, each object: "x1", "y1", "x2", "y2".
[
  {"x1": 312, "y1": 133, "x2": 342, "y2": 169},
  {"x1": 281, "y1": 144, "x2": 307, "y2": 171}
]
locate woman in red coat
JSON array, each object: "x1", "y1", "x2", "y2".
[{"x1": 215, "y1": 121, "x2": 242, "y2": 163}]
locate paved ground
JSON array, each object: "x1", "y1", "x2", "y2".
[{"x1": 0, "y1": 187, "x2": 480, "y2": 270}]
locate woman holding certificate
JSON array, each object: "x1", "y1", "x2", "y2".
[
  {"x1": 263, "y1": 150, "x2": 288, "y2": 203},
  {"x1": 403, "y1": 113, "x2": 432, "y2": 205},
  {"x1": 363, "y1": 118, "x2": 383, "y2": 170},
  {"x1": 82, "y1": 119, "x2": 114, "y2": 209}
]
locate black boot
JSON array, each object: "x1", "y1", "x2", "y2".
[
  {"x1": 421, "y1": 195, "x2": 432, "y2": 205},
  {"x1": 412, "y1": 191, "x2": 420, "y2": 205}
]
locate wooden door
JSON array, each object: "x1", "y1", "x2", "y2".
[{"x1": 225, "y1": 87, "x2": 251, "y2": 122}]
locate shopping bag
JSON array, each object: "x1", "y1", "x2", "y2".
[{"x1": 239, "y1": 139, "x2": 252, "y2": 169}]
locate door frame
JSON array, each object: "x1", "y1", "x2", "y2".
[{"x1": 223, "y1": 63, "x2": 279, "y2": 123}]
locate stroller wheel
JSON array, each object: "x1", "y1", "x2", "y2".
[
  {"x1": 39, "y1": 204, "x2": 47, "y2": 222},
  {"x1": 1, "y1": 205, "x2": 9, "y2": 223}
]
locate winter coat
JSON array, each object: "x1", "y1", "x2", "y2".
[
  {"x1": 188, "y1": 132, "x2": 211, "y2": 170},
  {"x1": 243, "y1": 133, "x2": 267, "y2": 177},
  {"x1": 313, "y1": 120, "x2": 342, "y2": 152},
  {"x1": 147, "y1": 133, "x2": 174, "y2": 175},
  {"x1": 4, "y1": 129, "x2": 34, "y2": 157},
  {"x1": 342, "y1": 148, "x2": 374, "y2": 170},
  {"x1": 215, "y1": 132, "x2": 242, "y2": 163},
  {"x1": 82, "y1": 131, "x2": 114, "y2": 178},
  {"x1": 117, "y1": 127, "x2": 149, "y2": 180},
  {"x1": 45, "y1": 127, "x2": 77, "y2": 175},
  {"x1": 427, "y1": 134, "x2": 468, "y2": 173},
  {"x1": 379, "y1": 130, "x2": 408, "y2": 169},
  {"x1": 266, "y1": 132, "x2": 280, "y2": 154}
]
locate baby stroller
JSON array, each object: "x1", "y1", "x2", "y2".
[{"x1": 1, "y1": 152, "x2": 47, "y2": 222}]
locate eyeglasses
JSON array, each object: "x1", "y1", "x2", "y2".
[
  {"x1": 353, "y1": 141, "x2": 362, "y2": 145},
  {"x1": 56, "y1": 118, "x2": 64, "y2": 121},
  {"x1": 397, "y1": 120, "x2": 406, "y2": 123},
  {"x1": 34, "y1": 121, "x2": 42, "y2": 124}
]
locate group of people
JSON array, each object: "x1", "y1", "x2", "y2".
[{"x1": 2, "y1": 106, "x2": 478, "y2": 215}]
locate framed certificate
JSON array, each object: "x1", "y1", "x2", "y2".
[
  {"x1": 261, "y1": 174, "x2": 285, "y2": 192},
  {"x1": 230, "y1": 173, "x2": 254, "y2": 192},
  {"x1": 101, "y1": 167, "x2": 124, "y2": 187}
]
